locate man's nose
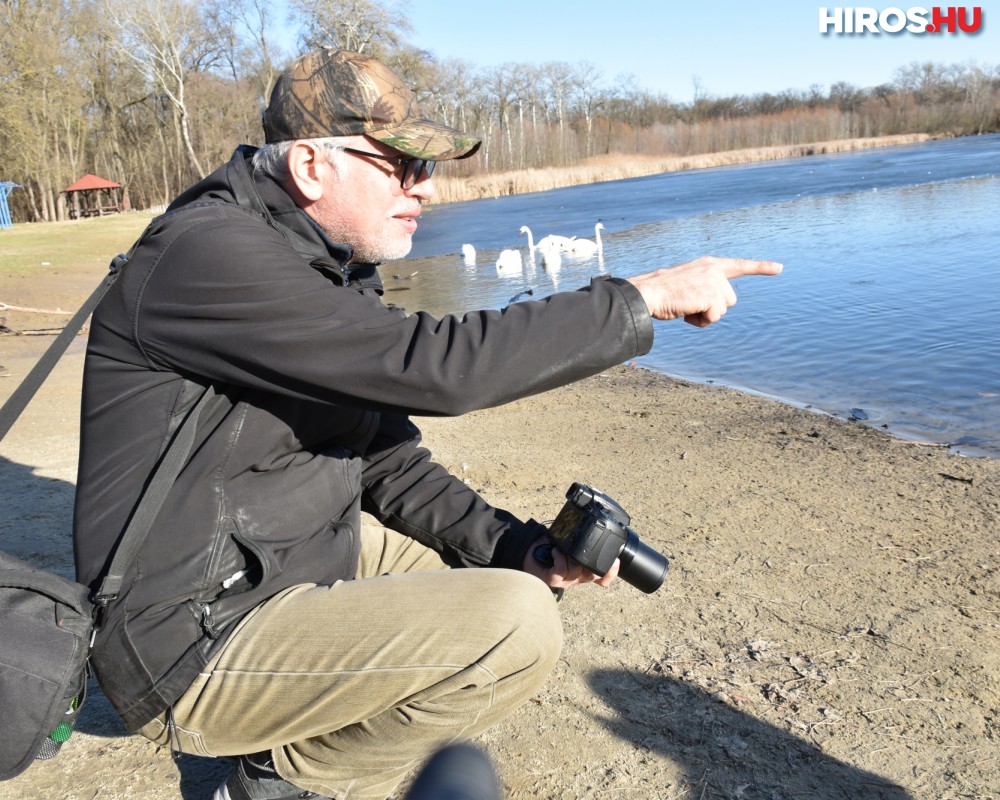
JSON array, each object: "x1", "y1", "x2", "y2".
[{"x1": 408, "y1": 174, "x2": 435, "y2": 201}]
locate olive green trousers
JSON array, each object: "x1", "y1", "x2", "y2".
[{"x1": 139, "y1": 526, "x2": 562, "y2": 798}]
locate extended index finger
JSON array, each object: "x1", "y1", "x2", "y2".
[{"x1": 723, "y1": 258, "x2": 784, "y2": 278}]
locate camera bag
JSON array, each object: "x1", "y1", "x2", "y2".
[{"x1": 0, "y1": 254, "x2": 213, "y2": 781}]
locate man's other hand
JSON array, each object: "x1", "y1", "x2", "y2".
[{"x1": 522, "y1": 533, "x2": 619, "y2": 590}]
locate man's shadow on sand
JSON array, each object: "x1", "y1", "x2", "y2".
[
  {"x1": 76, "y1": 683, "x2": 231, "y2": 798},
  {"x1": 2, "y1": 456, "x2": 915, "y2": 799},
  {"x1": 586, "y1": 667, "x2": 913, "y2": 800},
  {"x1": 1, "y1": 456, "x2": 228, "y2": 797}
]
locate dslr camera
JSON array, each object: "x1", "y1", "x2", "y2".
[{"x1": 541, "y1": 482, "x2": 669, "y2": 594}]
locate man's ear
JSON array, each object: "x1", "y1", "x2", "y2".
[{"x1": 285, "y1": 140, "x2": 326, "y2": 203}]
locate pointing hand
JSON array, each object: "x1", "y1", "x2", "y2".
[{"x1": 627, "y1": 256, "x2": 783, "y2": 327}]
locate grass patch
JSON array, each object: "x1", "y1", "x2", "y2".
[{"x1": 0, "y1": 213, "x2": 154, "y2": 278}]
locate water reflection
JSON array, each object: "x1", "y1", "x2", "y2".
[{"x1": 386, "y1": 171, "x2": 1000, "y2": 458}]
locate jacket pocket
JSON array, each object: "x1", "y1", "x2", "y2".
[{"x1": 192, "y1": 516, "x2": 356, "y2": 640}]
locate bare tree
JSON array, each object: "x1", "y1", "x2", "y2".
[
  {"x1": 570, "y1": 62, "x2": 604, "y2": 158},
  {"x1": 606, "y1": 75, "x2": 651, "y2": 154},
  {"x1": 0, "y1": 0, "x2": 89, "y2": 220},
  {"x1": 830, "y1": 81, "x2": 866, "y2": 113},
  {"x1": 894, "y1": 61, "x2": 949, "y2": 105},
  {"x1": 0, "y1": 0, "x2": 42, "y2": 211},
  {"x1": 959, "y1": 62, "x2": 992, "y2": 134},
  {"x1": 515, "y1": 64, "x2": 546, "y2": 166},
  {"x1": 424, "y1": 58, "x2": 490, "y2": 175},
  {"x1": 204, "y1": 0, "x2": 288, "y2": 100},
  {"x1": 290, "y1": 0, "x2": 412, "y2": 57},
  {"x1": 484, "y1": 64, "x2": 526, "y2": 170},
  {"x1": 103, "y1": 0, "x2": 225, "y2": 180},
  {"x1": 542, "y1": 62, "x2": 575, "y2": 164}
]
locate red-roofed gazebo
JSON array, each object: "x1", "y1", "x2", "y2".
[{"x1": 62, "y1": 173, "x2": 124, "y2": 219}]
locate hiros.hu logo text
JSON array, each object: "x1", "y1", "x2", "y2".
[{"x1": 819, "y1": 6, "x2": 984, "y2": 33}]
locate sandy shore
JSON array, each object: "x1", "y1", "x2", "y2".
[{"x1": 2, "y1": 203, "x2": 999, "y2": 799}]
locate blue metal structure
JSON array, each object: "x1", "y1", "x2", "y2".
[{"x1": 0, "y1": 182, "x2": 19, "y2": 229}]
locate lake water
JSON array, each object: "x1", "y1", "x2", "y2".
[{"x1": 391, "y1": 134, "x2": 1000, "y2": 458}]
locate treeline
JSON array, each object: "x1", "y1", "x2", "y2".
[{"x1": 2, "y1": 0, "x2": 999, "y2": 223}]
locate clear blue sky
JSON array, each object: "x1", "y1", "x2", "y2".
[{"x1": 400, "y1": 1, "x2": 997, "y2": 101}]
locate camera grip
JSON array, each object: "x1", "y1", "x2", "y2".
[
  {"x1": 533, "y1": 543, "x2": 556, "y2": 569},
  {"x1": 531, "y1": 543, "x2": 565, "y2": 601}
]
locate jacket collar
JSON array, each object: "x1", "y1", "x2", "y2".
[{"x1": 170, "y1": 145, "x2": 383, "y2": 296}]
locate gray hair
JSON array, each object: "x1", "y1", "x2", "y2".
[{"x1": 252, "y1": 138, "x2": 346, "y2": 182}]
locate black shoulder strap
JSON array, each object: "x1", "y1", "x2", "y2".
[
  {"x1": 0, "y1": 254, "x2": 125, "y2": 440},
  {"x1": 93, "y1": 384, "x2": 215, "y2": 607}
]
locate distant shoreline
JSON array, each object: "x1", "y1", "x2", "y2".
[
  {"x1": 433, "y1": 133, "x2": 936, "y2": 204},
  {"x1": 90, "y1": 133, "x2": 939, "y2": 215}
]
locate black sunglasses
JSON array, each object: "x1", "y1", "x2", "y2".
[{"x1": 339, "y1": 147, "x2": 436, "y2": 190}]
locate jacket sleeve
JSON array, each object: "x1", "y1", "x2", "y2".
[
  {"x1": 131, "y1": 208, "x2": 654, "y2": 417},
  {"x1": 359, "y1": 413, "x2": 545, "y2": 569}
]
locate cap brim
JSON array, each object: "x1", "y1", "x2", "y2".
[{"x1": 367, "y1": 119, "x2": 481, "y2": 161}]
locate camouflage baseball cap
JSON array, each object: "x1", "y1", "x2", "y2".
[{"x1": 262, "y1": 48, "x2": 481, "y2": 161}]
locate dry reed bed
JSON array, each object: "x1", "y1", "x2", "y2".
[{"x1": 433, "y1": 134, "x2": 933, "y2": 204}]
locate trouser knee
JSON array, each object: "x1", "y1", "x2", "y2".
[{"x1": 482, "y1": 570, "x2": 564, "y2": 678}]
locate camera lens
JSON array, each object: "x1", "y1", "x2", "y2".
[{"x1": 618, "y1": 530, "x2": 669, "y2": 594}]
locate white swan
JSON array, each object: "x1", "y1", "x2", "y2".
[
  {"x1": 540, "y1": 232, "x2": 575, "y2": 250},
  {"x1": 520, "y1": 225, "x2": 574, "y2": 253},
  {"x1": 561, "y1": 222, "x2": 604, "y2": 258},
  {"x1": 538, "y1": 240, "x2": 562, "y2": 272},
  {"x1": 461, "y1": 243, "x2": 476, "y2": 266},
  {"x1": 518, "y1": 226, "x2": 534, "y2": 249},
  {"x1": 495, "y1": 248, "x2": 523, "y2": 274}
]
